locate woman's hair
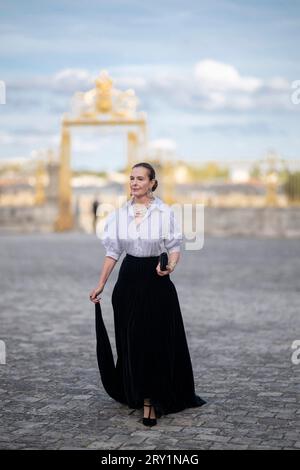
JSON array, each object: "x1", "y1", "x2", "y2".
[{"x1": 132, "y1": 162, "x2": 158, "y2": 192}]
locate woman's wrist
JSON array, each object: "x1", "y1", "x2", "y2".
[{"x1": 168, "y1": 261, "x2": 177, "y2": 271}]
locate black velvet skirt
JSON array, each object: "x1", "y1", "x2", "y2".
[{"x1": 95, "y1": 253, "x2": 206, "y2": 418}]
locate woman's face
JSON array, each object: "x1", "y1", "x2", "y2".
[{"x1": 130, "y1": 167, "x2": 153, "y2": 197}]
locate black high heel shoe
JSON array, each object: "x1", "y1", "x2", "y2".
[{"x1": 143, "y1": 403, "x2": 157, "y2": 426}]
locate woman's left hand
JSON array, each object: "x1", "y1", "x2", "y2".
[{"x1": 156, "y1": 262, "x2": 173, "y2": 276}]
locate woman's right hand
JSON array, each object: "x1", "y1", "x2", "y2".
[{"x1": 89, "y1": 284, "x2": 104, "y2": 304}]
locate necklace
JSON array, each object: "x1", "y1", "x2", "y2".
[{"x1": 132, "y1": 197, "x2": 154, "y2": 217}]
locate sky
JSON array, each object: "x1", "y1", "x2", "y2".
[{"x1": 0, "y1": 0, "x2": 300, "y2": 171}]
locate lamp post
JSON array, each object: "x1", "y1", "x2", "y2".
[{"x1": 258, "y1": 151, "x2": 286, "y2": 207}]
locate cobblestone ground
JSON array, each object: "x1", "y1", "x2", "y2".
[{"x1": 0, "y1": 233, "x2": 299, "y2": 450}]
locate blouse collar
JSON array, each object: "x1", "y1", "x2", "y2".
[{"x1": 124, "y1": 195, "x2": 167, "y2": 216}]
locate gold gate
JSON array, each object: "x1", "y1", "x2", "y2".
[{"x1": 55, "y1": 70, "x2": 147, "y2": 231}]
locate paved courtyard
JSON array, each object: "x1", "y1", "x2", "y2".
[{"x1": 0, "y1": 232, "x2": 299, "y2": 450}]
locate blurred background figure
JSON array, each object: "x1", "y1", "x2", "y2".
[{"x1": 92, "y1": 197, "x2": 100, "y2": 233}]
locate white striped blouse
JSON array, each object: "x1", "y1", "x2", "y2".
[{"x1": 100, "y1": 196, "x2": 183, "y2": 261}]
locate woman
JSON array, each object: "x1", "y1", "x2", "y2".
[{"x1": 89, "y1": 162, "x2": 206, "y2": 426}]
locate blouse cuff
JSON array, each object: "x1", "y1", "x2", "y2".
[
  {"x1": 105, "y1": 251, "x2": 121, "y2": 261},
  {"x1": 168, "y1": 246, "x2": 181, "y2": 254}
]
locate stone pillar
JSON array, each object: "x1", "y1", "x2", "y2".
[
  {"x1": 54, "y1": 125, "x2": 73, "y2": 231},
  {"x1": 126, "y1": 131, "x2": 139, "y2": 199},
  {"x1": 162, "y1": 161, "x2": 176, "y2": 205},
  {"x1": 34, "y1": 159, "x2": 46, "y2": 205},
  {"x1": 45, "y1": 158, "x2": 59, "y2": 205}
]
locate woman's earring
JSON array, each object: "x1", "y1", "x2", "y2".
[{"x1": 148, "y1": 189, "x2": 153, "y2": 198}]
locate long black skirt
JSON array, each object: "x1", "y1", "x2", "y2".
[{"x1": 95, "y1": 253, "x2": 206, "y2": 418}]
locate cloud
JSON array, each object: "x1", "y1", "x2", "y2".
[
  {"x1": 0, "y1": 131, "x2": 59, "y2": 147},
  {"x1": 6, "y1": 61, "x2": 296, "y2": 113},
  {"x1": 114, "y1": 76, "x2": 148, "y2": 91},
  {"x1": 151, "y1": 60, "x2": 295, "y2": 112},
  {"x1": 8, "y1": 69, "x2": 93, "y2": 93},
  {"x1": 188, "y1": 121, "x2": 285, "y2": 137},
  {"x1": 148, "y1": 138, "x2": 177, "y2": 151},
  {"x1": 194, "y1": 59, "x2": 262, "y2": 93},
  {"x1": 99, "y1": 60, "x2": 294, "y2": 112},
  {"x1": 53, "y1": 68, "x2": 94, "y2": 92},
  {"x1": 266, "y1": 77, "x2": 291, "y2": 91}
]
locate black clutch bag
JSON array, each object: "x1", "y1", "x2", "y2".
[{"x1": 159, "y1": 252, "x2": 169, "y2": 271}]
